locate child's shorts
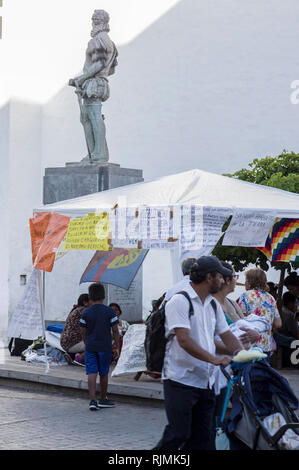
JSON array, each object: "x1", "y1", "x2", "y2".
[{"x1": 85, "y1": 350, "x2": 112, "y2": 376}]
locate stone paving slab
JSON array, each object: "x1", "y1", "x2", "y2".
[
  {"x1": 0, "y1": 349, "x2": 298, "y2": 403},
  {"x1": 0, "y1": 386, "x2": 166, "y2": 450}
]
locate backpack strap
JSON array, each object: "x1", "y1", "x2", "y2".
[
  {"x1": 177, "y1": 291, "x2": 217, "y2": 318},
  {"x1": 166, "y1": 291, "x2": 194, "y2": 342},
  {"x1": 177, "y1": 291, "x2": 194, "y2": 318},
  {"x1": 211, "y1": 298, "x2": 217, "y2": 316}
]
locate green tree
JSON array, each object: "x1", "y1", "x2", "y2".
[{"x1": 212, "y1": 151, "x2": 299, "y2": 293}]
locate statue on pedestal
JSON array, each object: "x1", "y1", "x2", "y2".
[{"x1": 69, "y1": 10, "x2": 118, "y2": 164}]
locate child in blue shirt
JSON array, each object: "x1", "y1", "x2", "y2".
[{"x1": 80, "y1": 282, "x2": 120, "y2": 410}]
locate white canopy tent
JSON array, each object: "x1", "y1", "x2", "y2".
[
  {"x1": 35, "y1": 169, "x2": 299, "y2": 218},
  {"x1": 34, "y1": 167, "x2": 299, "y2": 282},
  {"x1": 33, "y1": 168, "x2": 299, "y2": 314}
]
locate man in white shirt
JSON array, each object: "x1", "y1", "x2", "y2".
[
  {"x1": 155, "y1": 256, "x2": 243, "y2": 450},
  {"x1": 164, "y1": 257, "x2": 196, "y2": 301}
]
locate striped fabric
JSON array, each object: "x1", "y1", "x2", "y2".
[{"x1": 257, "y1": 218, "x2": 299, "y2": 262}]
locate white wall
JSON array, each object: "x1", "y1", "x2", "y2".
[
  {"x1": 0, "y1": 103, "x2": 10, "y2": 339},
  {"x1": 41, "y1": 0, "x2": 299, "y2": 180},
  {"x1": 6, "y1": 101, "x2": 42, "y2": 325}
]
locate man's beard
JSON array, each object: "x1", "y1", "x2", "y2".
[
  {"x1": 91, "y1": 23, "x2": 109, "y2": 37},
  {"x1": 209, "y1": 279, "x2": 222, "y2": 294}
]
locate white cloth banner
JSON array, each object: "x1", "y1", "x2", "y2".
[
  {"x1": 180, "y1": 206, "x2": 231, "y2": 256},
  {"x1": 180, "y1": 205, "x2": 204, "y2": 250},
  {"x1": 202, "y1": 207, "x2": 231, "y2": 246},
  {"x1": 222, "y1": 210, "x2": 276, "y2": 247},
  {"x1": 109, "y1": 206, "x2": 175, "y2": 249},
  {"x1": 7, "y1": 268, "x2": 43, "y2": 340},
  {"x1": 111, "y1": 324, "x2": 147, "y2": 376}
]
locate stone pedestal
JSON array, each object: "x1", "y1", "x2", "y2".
[
  {"x1": 43, "y1": 162, "x2": 144, "y2": 324},
  {"x1": 43, "y1": 162, "x2": 143, "y2": 204}
]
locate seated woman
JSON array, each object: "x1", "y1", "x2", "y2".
[
  {"x1": 238, "y1": 268, "x2": 282, "y2": 356},
  {"x1": 60, "y1": 294, "x2": 90, "y2": 363},
  {"x1": 284, "y1": 272, "x2": 299, "y2": 309},
  {"x1": 280, "y1": 292, "x2": 299, "y2": 340},
  {"x1": 109, "y1": 303, "x2": 130, "y2": 362}
]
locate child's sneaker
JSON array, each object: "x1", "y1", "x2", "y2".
[
  {"x1": 89, "y1": 400, "x2": 100, "y2": 411},
  {"x1": 98, "y1": 398, "x2": 115, "y2": 408}
]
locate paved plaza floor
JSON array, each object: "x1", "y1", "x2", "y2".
[{"x1": 0, "y1": 385, "x2": 166, "y2": 450}]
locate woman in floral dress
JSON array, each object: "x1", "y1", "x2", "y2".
[{"x1": 238, "y1": 268, "x2": 282, "y2": 355}]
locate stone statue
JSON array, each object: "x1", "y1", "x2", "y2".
[{"x1": 69, "y1": 10, "x2": 118, "y2": 163}]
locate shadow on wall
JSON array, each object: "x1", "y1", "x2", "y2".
[{"x1": 42, "y1": 0, "x2": 299, "y2": 179}]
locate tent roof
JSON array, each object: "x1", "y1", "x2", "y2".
[{"x1": 35, "y1": 169, "x2": 299, "y2": 218}]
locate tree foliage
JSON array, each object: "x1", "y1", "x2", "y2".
[{"x1": 213, "y1": 151, "x2": 299, "y2": 273}]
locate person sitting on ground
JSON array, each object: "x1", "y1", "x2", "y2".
[
  {"x1": 267, "y1": 282, "x2": 278, "y2": 300},
  {"x1": 273, "y1": 292, "x2": 299, "y2": 368},
  {"x1": 284, "y1": 272, "x2": 299, "y2": 309},
  {"x1": 109, "y1": 303, "x2": 129, "y2": 363},
  {"x1": 279, "y1": 292, "x2": 299, "y2": 340},
  {"x1": 60, "y1": 294, "x2": 90, "y2": 363},
  {"x1": 80, "y1": 283, "x2": 120, "y2": 411},
  {"x1": 238, "y1": 268, "x2": 282, "y2": 356},
  {"x1": 164, "y1": 257, "x2": 196, "y2": 301}
]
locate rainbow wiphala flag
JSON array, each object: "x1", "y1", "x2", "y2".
[{"x1": 257, "y1": 218, "x2": 299, "y2": 263}]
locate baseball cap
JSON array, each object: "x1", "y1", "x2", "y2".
[{"x1": 190, "y1": 256, "x2": 232, "y2": 278}]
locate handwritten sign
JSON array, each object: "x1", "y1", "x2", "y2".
[
  {"x1": 65, "y1": 213, "x2": 111, "y2": 251},
  {"x1": 180, "y1": 205, "x2": 204, "y2": 250},
  {"x1": 222, "y1": 210, "x2": 276, "y2": 247},
  {"x1": 7, "y1": 269, "x2": 44, "y2": 340},
  {"x1": 202, "y1": 207, "x2": 231, "y2": 246}
]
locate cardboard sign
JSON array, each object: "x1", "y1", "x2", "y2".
[{"x1": 65, "y1": 213, "x2": 111, "y2": 251}]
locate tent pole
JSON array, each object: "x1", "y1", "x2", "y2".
[
  {"x1": 40, "y1": 269, "x2": 49, "y2": 373},
  {"x1": 41, "y1": 270, "x2": 46, "y2": 337},
  {"x1": 170, "y1": 241, "x2": 181, "y2": 284}
]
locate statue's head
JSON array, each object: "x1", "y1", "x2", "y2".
[{"x1": 91, "y1": 10, "x2": 110, "y2": 34}]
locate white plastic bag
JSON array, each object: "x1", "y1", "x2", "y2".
[
  {"x1": 215, "y1": 428, "x2": 230, "y2": 450},
  {"x1": 263, "y1": 412, "x2": 299, "y2": 450}
]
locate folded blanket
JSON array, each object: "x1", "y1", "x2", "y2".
[{"x1": 229, "y1": 314, "x2": 270, "y2": 338}]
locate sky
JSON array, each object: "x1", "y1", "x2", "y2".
[{"x1": 0, "y1": 0, "x2": 180, "y2": 105}]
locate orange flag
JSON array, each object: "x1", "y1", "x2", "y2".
[{"x1": 29, "y1": 212, "x2": 70, "y2": 272}]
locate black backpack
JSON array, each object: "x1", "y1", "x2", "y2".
[
  {"x1": 144, "y1": 291, "x2": 195, "y2": 373},
  {"x1": 144, "y1": 292, "x2": 218, "y2": 373}
]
